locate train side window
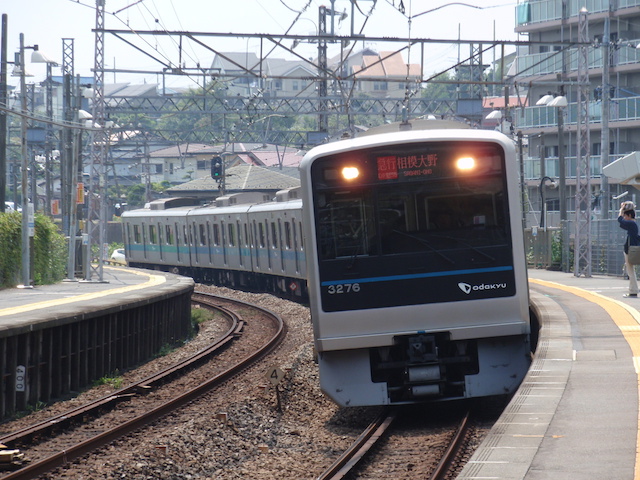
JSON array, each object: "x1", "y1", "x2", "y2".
[
  {"x1": 149, "y1": 225, "x2": 158, "y2": 244},
  {"x1": 236, "y1": 221, "x2": 243, "y2": 247},
  {"x1": 182, "y1": 225, "x2": 189, "y2": 245},
  {"x1": 165, "y1": 225, "x2": 174, "y2": 245},
  {"x1": 134, "y1": 225, "x2": 141, "y2": 244},
  {"x1": 284, "y1": 221, "x2": 292, "y2": 249},
  {"x1": 228, "y1": 223, "x2": 235, "y2": 247},
  {"x1": 244, "y1": 224, "x2": 250, "y2": 247},
  {"x1": 258, "y1": 222, "x2": 266, "y2": 248},
  {"x1": 158, "y1": 223, "x2": 164, "y2": 245},
  {"x1": 298, "y1": 221, "x2": 304, "y2": 250},
  {"x1": 199, "y1": 223, "x2": 207, "y2": 245},
  {"x1": 271, "y1": 222, "x2": 278, "y2": 248},
  {"x1": 213, "y1": 223, "x2": 220, "y2": 246}
]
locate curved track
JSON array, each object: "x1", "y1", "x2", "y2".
[
  {"x1": 317, "y1": 406, "x2": 471, "y2": 480},
  {"x1": 0, "y1": 291, "x2": 286, "y2": 480}
]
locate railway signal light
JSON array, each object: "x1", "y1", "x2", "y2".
[{"x1": 211, "y1": 156, "x2": 223, "y2": 179}]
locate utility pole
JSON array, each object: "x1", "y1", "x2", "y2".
[
  {"x1": 0, "y1": 14, "x2": 7, "y2": 214},
  {"x1": 574, "y1": 8, "x2": 592, "y2": 277},
  {"x1": 600, "y1": 15, "x2": 611, "y2": 219},
  {"x1": 85, "y1": 0, "x2": 108, "y2": 282}
]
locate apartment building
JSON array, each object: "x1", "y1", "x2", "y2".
[
  {"x1": 209, "y1": 49, "x2": 420, "y2": 100},
  {"x1": 513, "y1": 0, "x2": 640, "y2": 224}
]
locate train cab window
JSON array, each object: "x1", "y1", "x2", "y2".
[
  {"x1": 149, "y1": 225, "x2": 158, "y2": 244},
  {"x1": 316, "y1": 195, "x2": 371, "y2": 259}
]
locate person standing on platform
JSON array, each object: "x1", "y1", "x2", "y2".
[{"x1": 618, "y1": 201, "x2": 639, "y2": 298}]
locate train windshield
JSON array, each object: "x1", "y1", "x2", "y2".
[{"x1": 310, "y1": 140, "x2": 517, "y2": 311}]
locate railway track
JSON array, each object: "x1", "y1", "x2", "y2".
[
  {"x1": 317, "y1": 405, "x2": 472, "y2": 480},
  {"x1": 0, "y1": 291, "x2": 286, "y2": 479}
]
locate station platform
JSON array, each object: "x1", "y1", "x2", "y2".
[
  {"x1": 0, "y1": 266, "x2": 195, "y2": 420},
  {"x1": 458, "y1": 269, "x2": 640, "y2": 480},
  {"x1": 0, "y1": 266, "x2": 193, "y2": 335}
]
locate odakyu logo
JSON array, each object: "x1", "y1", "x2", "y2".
[{"x1": 458, "y1": 281, "x2": 507, "y2": 294}]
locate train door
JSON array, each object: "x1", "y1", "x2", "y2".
[
  {"x1": 264, "y1": 219, "x2": 277, "y2": 271},
  {"x1": 175, "y1": 222, "x2": 182, "y2": 263},
  {"x1": 288, "y1": 218, "x2": 300, "y2": 274},
  {"x1": 221, "y1": 220, "x2": 228, "y2": 266},
  {"x1": 165, "y1": 224, "x2": 175, "y2": 263},
  {"x1": 206, "y1": 221, "x2": 213, "y2": 265},
  {"x1": 236, "y1": 219, "x2": 244, "y2": 268},
  {"x1": 256, "y1": 220, "x2": 265, "y2": 270},
  {"x1": 142, "y1": 222, "x2": 148, "y2": 259},
  {"x1": 158, "y1": 222, "x2": 164, "y2": 261},
  {"x1": 277, "y1": 219, "x2": 285, "y2": 273},
  {"x1": 189, "y1": 220, "x2": 198, "y2": 265},
  {"x1": 227, "y1": 220, "x2": 237, "y2": 269}
]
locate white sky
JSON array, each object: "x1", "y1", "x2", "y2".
[{"x1": 2, "y1": 0, "x2": 521, "y2": 90}]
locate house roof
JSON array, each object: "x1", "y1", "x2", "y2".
[
  {"x1": 149, "y1": 143, "x2": 220, "y2": 158},
  {"x1": 354, "y1": 51, "x2": 421, "y2": 79},
  {"x1": 483, "y1": 96, "x2": 528, "y2": 109},
  {"x1": 166, "y1": 164, "x2": 300, "y2": 197}
]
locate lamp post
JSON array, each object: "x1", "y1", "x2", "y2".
[
  {"x1": 539, "y1": 176, "x2": 557, "y2": 229},
  {"x1": 31, "y1": 50, "x2": 58, "y2": 216},
  {"x1": 537, "y1": 91, "x2": 568, "y2": 270},
  {"x1": 16, "y1": 33, "x2": 40, "y2": 288}
]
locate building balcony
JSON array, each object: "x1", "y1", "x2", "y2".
[
  {"x1": 517, "y1": 95, "x2": 640, "y2": 130},
  {"x1": 515, "y1": 43, "x2": 640, "y2": 78},
  {"x1": 524, "y1": 154, "x2": 605, "y2": 181},
  {"x1": 516, "y1": 0, "x2": 640, "y2": 28}
]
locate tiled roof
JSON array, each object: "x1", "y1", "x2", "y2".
[
  {"x1": 148, "y1": 143, "x2": 220, "y2": 158},
  {"x1": 166, "y1": 164, "x2": 300, "y2": 196}
]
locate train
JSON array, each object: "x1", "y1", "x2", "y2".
[{"x1": 122, "y1": 120, "x2": 531, "y2": 406}]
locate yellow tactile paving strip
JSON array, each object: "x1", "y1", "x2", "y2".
[
  {"x1": 531, "y1": 278, "x2": 640, "y2": 479},
  {"x1": 0, "y1": 268, "x2": 166, "y2": 318}
]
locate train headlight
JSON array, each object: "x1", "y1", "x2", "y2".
[
  {"x1": 341, "y1": 166, "x2": 360, "y2": 180},
  {"x1": 456, "y1": 156, "x2": 476, "y2": 171}
]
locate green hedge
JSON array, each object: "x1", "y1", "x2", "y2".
[{"x1": 0, "y1": 212, "x2": 67, "y2": 288}]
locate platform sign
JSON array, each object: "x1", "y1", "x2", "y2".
[
  {"x1": 16, "y1": 365, "x2": 25, "y2": 392},
  {"x1": 265, "y1": 366, "x2": 285, "y2": 385}
]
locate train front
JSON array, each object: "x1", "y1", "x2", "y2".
[{"x1": 300, "y1": 129, "x2": 531, "y2": 406}]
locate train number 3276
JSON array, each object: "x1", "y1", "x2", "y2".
[{"x1": 327, "y1": 283, "x2": 361, "y2": 294}]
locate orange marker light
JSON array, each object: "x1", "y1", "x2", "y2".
[
  {"x1": 342, "y1": 166, "x2": 360, "y2": 180},
  {"x1": 456, "y1": 156, "x2": 476, "y2": 171}
]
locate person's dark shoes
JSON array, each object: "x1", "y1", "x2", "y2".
[{"x1": 624, "y1": 293, "x2": 638, "y2": 298}]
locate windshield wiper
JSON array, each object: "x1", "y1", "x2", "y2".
[
  {"x1": 391, "y1": 230, "x2": 456, "y2": 265},
  {"x1": 427, "y1": 233, "x2": 497, "y2": 262}
]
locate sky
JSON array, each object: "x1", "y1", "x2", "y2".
[{"x1": 2, "y1": 0, "x2": 521, "y2": 90}]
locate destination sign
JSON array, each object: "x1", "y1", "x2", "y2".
[{"x1": 376, "y1": 153, "x2": 439, "y2": 181}]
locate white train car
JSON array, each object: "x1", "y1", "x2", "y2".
[
  {"x1": 122, "y1": 189, "x2": 307, "y2": 298},
  {"x1": 246, "y1": 191, "x2": 306, "y2": 294},
  {"x1": 123, "y1": 197, "x2": 198, "y2": 271},
  {"x1": 299, "y1": 123, "x2": 531, "y2": 406}
]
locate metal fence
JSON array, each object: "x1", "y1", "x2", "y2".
[{"x1": 525, "y1": 219, "x2": 628, "y2": 277}]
